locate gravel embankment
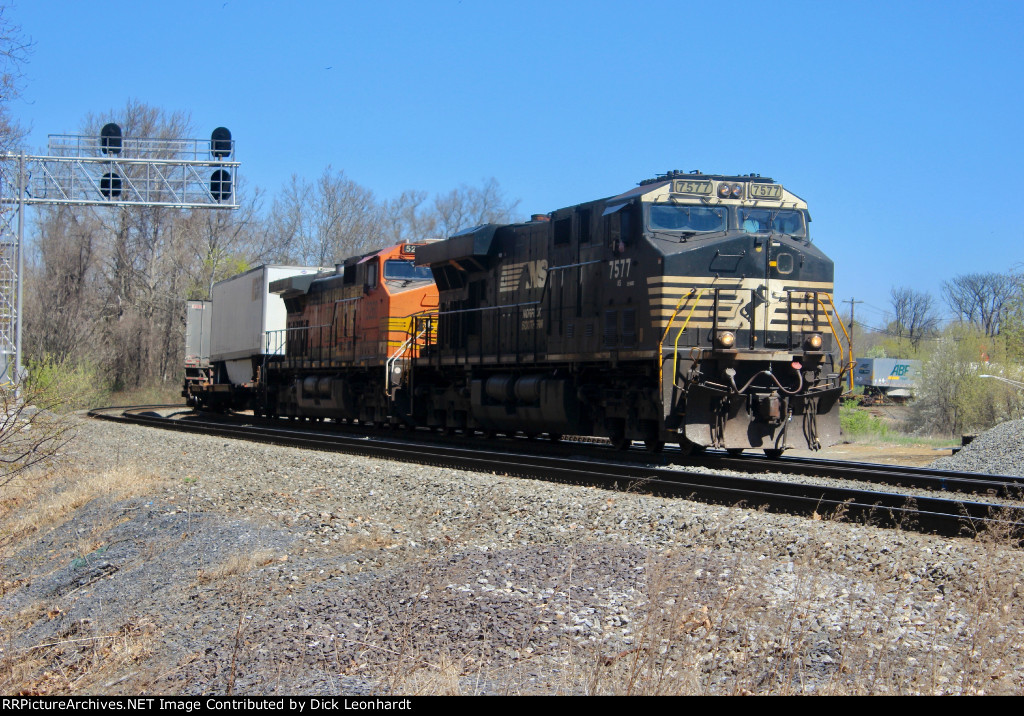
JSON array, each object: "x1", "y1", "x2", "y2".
[
  {"x1": 2, "y1": 416, "x2": 1024, "y2": 695},
  {"x1": 931, "y1": 418, "x2": 1024, "y2": 477}
]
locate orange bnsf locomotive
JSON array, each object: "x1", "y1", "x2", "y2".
[
  {"x1": 186, "y1": 172, "x2": 849, "y2": 456},
  {"x1": 264, "y1": 242, "x2": 438, "y2": 424}
]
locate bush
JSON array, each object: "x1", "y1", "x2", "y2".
[
  {"x1": 0, "y1": 357, "x2": 111, "y2": 488},
  {"x1": 24, "y1": 355, "x2": 110, "y2": 413},
  {"x1": 840, "y1": 402, "x2": 890, "y2": 440},
  {"x1": 907, "y1": 325, "x2": 1024, "y2": 436}
]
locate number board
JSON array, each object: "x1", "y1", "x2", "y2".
[
  {"x1": 671, "y1": 179, "x2": 713, "y2": 195},
  {"x1": 402, "y1": 244, "x2": 417, "y2": 255},
  {"x1": 749, "y1": 183, "x2": 783, "y2": 200}
]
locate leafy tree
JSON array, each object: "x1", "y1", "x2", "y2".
[
  {"x1": 909, "y1": 324, "x2": 1024, "y2": 436},
  {"x1": 999, "y1": 273, "x2": 1024, "y2": 362}
]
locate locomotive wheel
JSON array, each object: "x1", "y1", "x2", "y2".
[
  {"x1": 763, "y1": 448, "x2": 784, "y2": 460},
  {"x1": 726, "y1": 448, "x2": 744, "y2": 456},
  {"x1": 611, "y1": 434, "x2": 630, "y2": 451},
  {"x1": 678, "y1": 437, "x2": 706, "y2": 456},
  {"x1": 644, "y1": 439, "x2": 665, "y2": 453}
]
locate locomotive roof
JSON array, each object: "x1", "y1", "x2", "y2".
[
  {"x1": 415, "y1": 173, "x2": 808, "y2": 268},
  {"x1": 271, "y1": 242, "x2": 435, "y2": 297},
  {"x1": 415, "y1": 224, "x2": 502, "y2": 266},
  {"x1": 607, "y1": 175, "x2": 807, "y2": 210}
]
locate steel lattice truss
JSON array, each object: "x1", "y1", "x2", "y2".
[
  {"x1": 0, "y1": 203, "x2": 16, "y2": 379},
  {"x1": 3, "y1": 133, "x2": 240, "y2": 209},
  {"x1": 0, "y1": 131, "x2": 240, "y2": 382}
]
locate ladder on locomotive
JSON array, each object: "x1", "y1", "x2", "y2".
[{"x1": 385, "y1": 312, "x2": 437, "y2": 400}]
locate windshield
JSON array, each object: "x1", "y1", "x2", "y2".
[
  {"x1": 647, "y1": 204, "x2": 728, "y2": 233},
  {"x1": 738, "y1": 209, "x2": 806, "y2": 237},
  {"x1": 384, "y1": 259, "x2": 433, "y2": 282}
]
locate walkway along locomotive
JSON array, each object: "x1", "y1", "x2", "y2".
[{"x1": 185, "y1": 172, "x2": 851, "y2": 456}]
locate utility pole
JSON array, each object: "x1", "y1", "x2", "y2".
[{"x1": 842, "y1": 298, "x2": 863, "y2": 392}]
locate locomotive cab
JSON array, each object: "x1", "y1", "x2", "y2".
[
  {"x1": 633, "y1": 173, "x2": 844, "y2": 454},
  {"x1": 265, "y1": 242, "x2": 439, "y2": 424}
]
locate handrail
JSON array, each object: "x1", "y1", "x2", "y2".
[
  {"x1": 656, "y1": 287, "x2": 707, "y2": 389},
  {"x1": 385, "y1": 329, "x2": 421, "y2": 398},
  {"x1": 815, "y1": 294, "x2": 855, "y2": 390},
  {"x1": 385, "y1": 312, "x2": 437, "y2": 399},
  {"x1": 672, "y1": 289, "x2": 708, "y2": 388}
]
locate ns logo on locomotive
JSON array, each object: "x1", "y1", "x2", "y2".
[{"x1": 184, "y1": 171, "x2": 847, "y2": 457}]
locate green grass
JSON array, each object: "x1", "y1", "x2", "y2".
[
  {"x1": 107, "y1": 382, "x2": 185, "y2": 407},
  {"x1": 839, "y1": 403, "x2": 957, "y2": 446},
  {"x1": 839, "y1": 402, "x2": 891, "y2": 440}
]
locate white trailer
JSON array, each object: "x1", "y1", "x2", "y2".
[{"x1": 209, "y1": 265, "x2": 322, "y2": 386}]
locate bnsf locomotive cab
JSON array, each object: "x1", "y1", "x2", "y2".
[{"x1": 263, "y1": 242, "x2": 439, "y2": 424}]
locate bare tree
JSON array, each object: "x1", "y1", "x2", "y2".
[
  {"x1": 177, "y1": 176, "x2": 267, "y2": 299},
  {"x1": 432, "y1": 177, "x2": 520, "y2": 237},
  {"x1": 888, "y1": 286, "x2": 939, "y2": 349},
  {"x1": 942, "y1": 272, "x2": 1020, "y2": 337},
  {"x1": 0, "y1": 5, "x2": 30, "y2": 153},
  {"x1": 383, "y1": 189, "x2": 437, "y2": 243},
  {"x1": 268, "y1": 167, "x2": 383, "y2": 266},
  {"x1": 25, "y1": 101, "x2": 272, "y2": 389},
  {"x1": 24, "y1": 205, "x2": 106, "y2": 362}
]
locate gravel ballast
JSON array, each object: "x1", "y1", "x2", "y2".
[
  {"x1": 931, "y1": 418, "x2": 1024, "y2": 476},
  {"x1": 2, "y1": 416, "x2": 1024, "y2": 695}
]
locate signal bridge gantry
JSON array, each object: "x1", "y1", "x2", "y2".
[{"x1": 0, "y1": 124, "x2": 240, "y2": 384}]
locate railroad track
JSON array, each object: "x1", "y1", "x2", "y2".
[{"x1": 88, "y1": 405, "x2": 1024, "y2": 539}]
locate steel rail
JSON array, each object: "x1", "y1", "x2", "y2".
[
  {"x1": 697, "y1": 451, "x2": 1024, "y2": 498},
  {"x1": 88, "y1": 406, "x2": 1024, "y2": 539}
]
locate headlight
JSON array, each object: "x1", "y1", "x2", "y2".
[
  {"x1": 716, "y1": 331, "x2": 736, "y2": 349},
  {"x1": 717, "y1": 182, "x2": 743, "y2": 199},
  {"x1": 804, "y1": 333, "x2": 823, "y2": 350}
]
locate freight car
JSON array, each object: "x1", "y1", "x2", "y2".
[
  {"x1": 187, "y1": 171, "x2": 850, "y2": 456},
  {"x1": 182, "y1": 265, "x2": 323, "y2": 411},
  {"x1": 854, "y1": 357, "x2": 921, "y2": 404}
]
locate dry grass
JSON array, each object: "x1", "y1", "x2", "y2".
[
  {"x1": 0, "y1": 466, "x2": 166, "y2": 547},
  {"x1": 2, "y1": 617, "x2": 161, "y2": 695},
  {"x1": 4, "y1": 456, "x2": 1024, "y2": 695},
  {"x1": 196, "y1": 550, "x2": 279, "y2": 583},
  {"x1": 107, "y1": 383, "x2": 184, "y2": 407},
  {"x1": 0, "y1": 465, "x2": 172, "y2": 694}
]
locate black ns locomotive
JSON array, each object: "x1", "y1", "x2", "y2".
[{"x1": 409, "y1": 172, "x2": 844, "y2": 455}]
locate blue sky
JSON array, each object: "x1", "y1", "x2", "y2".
[{"x1": 9, "y1": 0, "x2": 1023, "y2": 329}]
